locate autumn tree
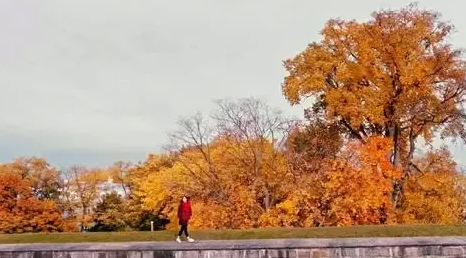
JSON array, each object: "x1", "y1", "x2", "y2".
[
  {"x1": 90, "y1": 192, "x2": 126, "y2": 232},
  {"x1": 60, "y1": 166, "x2": 101, "y2": 227},
  {"x1": 323, "y1": 137, "x2": 400, "y2": 225},
  {"x1": 0, "y1": 173, "x2": 62, "y2": 233},
  {"x1": 165, "y1": 112, "x2": 227, "y2": 204},
  {"x1": 137, "y1": 98, "x2": 295, "y2": 229},
  {"x1": 129, "y1": 154, "x2": 177, "y2": 230},
  {"x1": 262, "y1": 137, "x2": 399, "y2": 227},
  {"x1": 399, "y1": 148, "x2": 466, "y2": 224},
  {"x1": 259, "y1": 121, "x2": 344, "y2": 227},
  {"x1": 282, "y1": 4, "x2": 466, "y2": 207},
  {"x1": 1, "y1": 157, "x2": 61, "y2": 200},
  {"x1": 107, "y1": 161, "x2": 132, "y2": 196},
  {"x1": 213, "y1": 98, "x2": 293, "y2": 211},
  {"x1": 153, "y1": 113, "x2": 233, "y2": 228},
  {"x1": 139, "y1": 138, "x2": 291, "y2": 229},
  {"x1": 285, "y1": 120, "x2": 342, "y2": 175},
  {"x1": 128, "y1": 154, "x2": 175, "y2": 192}
]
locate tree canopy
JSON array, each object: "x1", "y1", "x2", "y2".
[{"x1": 282, "y1": 4, "x2": 466, "y2": 207}]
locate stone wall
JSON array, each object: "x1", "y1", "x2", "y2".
[{"x1": 1, "y1": 236, "x2": 466, "y2": 257}]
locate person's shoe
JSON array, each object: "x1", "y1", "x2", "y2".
[
  {"x1": 176, "y1": 236, "x2": 182, "y2": 243},
  {"x1": 187, "y1": 237, "x2": 195, "y2": 243}
]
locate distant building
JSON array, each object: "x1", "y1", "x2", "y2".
[
  {"x1": 97, "y1": 178, "x2": 128, "y2": 199},
  {"x1": 59, "y1": 178, "x2": 130, "y2": 219}
]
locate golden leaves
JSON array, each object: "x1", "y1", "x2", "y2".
[
  {"x1": 282, "y1": 4, "x2": 466, "y2": 149},
  {"x1": 397, "y1": 148, "x2": 465, "y2": 224},
  {"x1": 320, "y1": 137, "x2": 397, "y2": 226},
  {"x1": 136, "y1": 138, "x2": 286, "y2": 229}
]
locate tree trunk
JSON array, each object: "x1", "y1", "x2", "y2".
[
  {"x1": 390, "y1": 123, "x2": 403, "y2": 208},
  {"x1": 264, "y1": 188, "x2": 271, "y2": 211}
]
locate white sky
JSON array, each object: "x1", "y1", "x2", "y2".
[{"x1": 0, "y1": 0, "x2": 464, "y2": 168}]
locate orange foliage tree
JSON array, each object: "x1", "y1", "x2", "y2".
[
  {"x1": 0, "y1": 173, "x2": 63, "y2": 233},
  {"x1": 262, "y1": 137, "x2": 400, "y2": 227},
  {"x1": 282, "y1": 4, "x2": 466, "y2": 208},
  {"x1": 322, "y1": 137, "x2": 401, "y2": 225},
  {"x1": 1, "y1": 157, "x2": 61, "y2": 200}
]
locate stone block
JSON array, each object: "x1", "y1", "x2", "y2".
[
  {"x1": 262, "y1": 249, "x2": 292, "y2": 258},
  {"x1": 153, "y1": 251, "x2": 174, "y2": 258},
  {"x1": 94, "y1": 252, "x2": 107, "y2": 258},
  {"x1": 265, "y1": 250, "x2": 278, "y2": 258},
  {"x1": 259, "y1": 249, "x2": 290, "y2": 258},
  {"x1": 401, "y1": 247, "x2": 419, "y2": 257},
  {"x1": 243, "y1": 250, "x2": 260, "y2": 258},
  {"x1": 51, "y1": 252, "x2": 71, "y2": 258},
  {"x1": 105, "y1": 252, "x2": 117, "y2": 258},
  {"x1": 279, "y1": 249, "x2": 296, "y2": 258},
  {"x1": 32, "y1": 252, "x2": 53, "y2": 258},
  {"x1": 126, "y1": 251, "x2": 141, "y2": 258},
  {"x1": 295, "y1": 249, "x2": 310, "y2": 258},
  {"x1": 442, "y1": 246, "x2": 465, "y2": 256},
  {"x1": 390, "y1": 247, "x2": 402, "y2": 258},
  {"x1": 310, "y1": 250, "x2": 328, "y2": 258},
  {"x1": 140, "y1": 252, "x2": 153, "y2": 258},
  {"x1": 220, "y1": 250, "x2": 238, "y2": 258},
  {"x1": 361, "y1": 246, "x2": 392, "y2": 257},
  {"x1": 419, "y1": 246, "x2": 442, "y2": 256},
  {"x1": 197, "y1": 251, "x2": 208, "y2": 258},
  {"x1": 13, "y1": 253, "x2": 34, "y2": 258},
  {"x1": 199, "y1": 250, "x2": 220, "y2": 258},
  {"x1": 284, "y1": 249, "x2": 297, "y2": 258},
  {"x1": 341, "y1": 248, "x2": 359, "y2": 257},
  {"x1": 67, "y1": 253, "x2": 97, "y2": 258},
  {"x1": 236, "y1": 250, "x2": 249, "y2": 258},
  {"x1": 0, "y1": 252, "x2": 13, "y2": 258},
  {"x1": 328, "y1": 248, "x2": 341, "y2": 257},
  {"x1": 116, "y1": 251, "x2": 128, "y2": 258},
  {"x1": 176, "y1": 251, "x2": 200, "y2": 258},
  {"x1": 258, "y1": 249, "x2": 268, "y2": 258}
]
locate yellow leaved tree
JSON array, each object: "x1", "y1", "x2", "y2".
[{"x1": 399, "y1": 148, "x2": 466, "y2": 224}]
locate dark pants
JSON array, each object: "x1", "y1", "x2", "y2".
[{"x1": 178, "y1": 221, "x2": 189, "y2": 237}]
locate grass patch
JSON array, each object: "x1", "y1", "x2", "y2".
[{"x1": 1, "y1": 225, "x2": 466, "y2": 244}]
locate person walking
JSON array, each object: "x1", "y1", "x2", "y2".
[{"x1": 176, "y1": 195, "x2": 194, "y2": 243}]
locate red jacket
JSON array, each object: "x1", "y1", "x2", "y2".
[{"x1": 177, "y1": 201, "x2": 192, "y2": 223}]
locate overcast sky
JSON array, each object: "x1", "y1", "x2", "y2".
[{"x1": 0, "y1": 0, "x2": 464, "y2": 168}]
